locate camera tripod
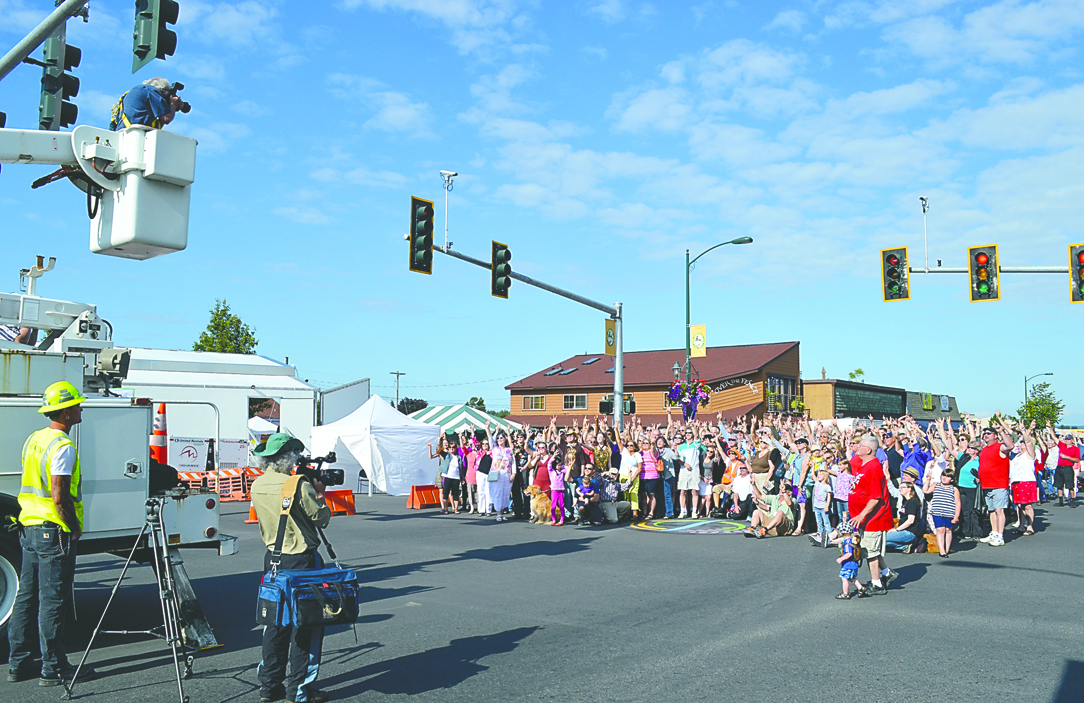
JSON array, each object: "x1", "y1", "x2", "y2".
[{"x1": 64, "y1": 498, "x2": 194, "y2": 703}]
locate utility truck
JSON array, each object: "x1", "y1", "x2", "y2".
[{"x1": 0, "y1": 259, "x2": 235, "y2": 646}]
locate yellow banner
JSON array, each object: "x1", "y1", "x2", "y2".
[
  {"x1": 690, "y1": 324, "x2": 706, "y2": 357},
  {"x1": 605, "y1": 318, "x2": 616, "y2": 356}
]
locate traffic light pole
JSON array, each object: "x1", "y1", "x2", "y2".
[
  {"x1": 0, "y1": 0, "x2": 87, "y2": 82},
  {"x1": 909, "y1": 266, "x2": 1067, "y2": 274},
  {"x1": 435, "y1": 245, "x2": 626, "y2": 430}
]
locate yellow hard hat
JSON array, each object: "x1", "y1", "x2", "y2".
[{"x1": 39, "y1": 381, "x2": 87, "y2": 414}]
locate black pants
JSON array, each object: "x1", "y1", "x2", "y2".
[
  {"x1": 958, "y1": 487, "x2": 982, "y2": 537},
  {"x1": 578, "y1": 501, "x2": 603, "y2": 524},
  {"x1": 510, "y1": 471, "x2": 528, "y2": 518},
  {"x1": 729, "y1": 495, "x2": 753, "y2": 520},
  {"x1": 260, "y1": 550, "x2": 324, "y2": 702}
]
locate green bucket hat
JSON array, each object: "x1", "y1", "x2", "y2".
[{"x1": 253, "y1": 433, "x2": 305, "y2": 457}]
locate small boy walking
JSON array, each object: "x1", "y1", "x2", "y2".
[{"x1": 835, "y1": 522, "x2": 866, "y2": 599}]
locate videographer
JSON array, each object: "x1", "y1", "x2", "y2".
[
  {"x1": 250, "y1": 434, "x2": 331, "y2": 703},
  {"x1": 109, "y1": 77, "x2": 189, "y2": 131}
]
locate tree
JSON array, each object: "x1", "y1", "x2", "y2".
[
  {"x1": 467, "y1": 396, "x2": 486, "y2": 412},
  {"x1": 487, "y1": 409, "x2": 511, "y2": 419},
  {"x1": 1017, "y1": 382, "x2": 1064, "y2": 429},
  {"x1": 193, "y1": 299, "x2": 258, "y2": 354},
  {"x1": 848, "y1": 368, "x2": 865, "y2": 383},
  {"x1": 398, "y1": 397, "x2": 427, "y2": 415}
]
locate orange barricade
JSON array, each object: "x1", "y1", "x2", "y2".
[
  {"x1": 178, "y1": 471, "x2": 205, "y2": 491},
  {"x1": 215, "y1": 468, "x2": 246, "y2": 501},
  {"x1": 325, "y1": 489, "x2": 356, "y2": 517},
  {"x1": 407, "y1": 485, "x2": 441, "y2": 509}
]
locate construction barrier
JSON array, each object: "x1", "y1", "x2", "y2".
[
  {"x1": 407, "y1": 485, "x2": 441, "y2": 509},
  {"x1": 325, "y1": 489, "x2": 356, "y2": 516},
  {"x1": 215, "y1": 468, "x2": 246, "y2": 501},
  {"x1": 178, "y1": 471, "x2": 206, "y2": 491}
]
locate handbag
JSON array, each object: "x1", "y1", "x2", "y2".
[
  {"x1": 487, "y1": 469, "x2": 500, "y2": 483},
  {"x1": 256, "y1": 476, "x2": 360, "y2": 628}
]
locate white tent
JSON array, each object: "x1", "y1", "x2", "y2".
[{"x1": 309, "y1": 395, "x2": 441, "y2": 496}]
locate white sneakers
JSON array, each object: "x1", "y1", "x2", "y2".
[{"x1": 980, "y1": 533, "x2": 1005, "y2": 546}]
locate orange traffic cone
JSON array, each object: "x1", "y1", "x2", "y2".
[
  {"x1": 244, "y1": 502, "x2": 259, "y2": 524},
  {"x1": 150, "y1": 403, "x2": 168, "y2": 464}
]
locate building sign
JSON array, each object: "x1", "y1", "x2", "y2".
[
  {"x1": 940, "y1": 395, "x2": 950, "y2": 413},
  {"x1": 711, "y1": 377, "x2": 759, "y2": 395},
  {"x1": 922, "y1": 393, "x2": 934, "y2": 411},
  {"x1": 605, "y1": 318, "x2": 616, "y2": 356}
]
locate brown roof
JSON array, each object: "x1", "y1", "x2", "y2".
[
  {"x1": 506, "y1": 342, "x2": 799, "y2": 391},
  {"x1": 506, "y1": 401, "x2": 763, "y2": 429}
]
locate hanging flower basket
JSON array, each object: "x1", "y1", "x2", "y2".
[{"x1": 667, "y1": 379, "x2": 712, "y2": 422}]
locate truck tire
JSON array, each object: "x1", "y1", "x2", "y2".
[{"x1": 0, "y1": 537, "x2": 20, "y2": 642}]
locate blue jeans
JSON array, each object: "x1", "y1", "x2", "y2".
[
  {"x1": 8, "y1": 524, "x2": 78, "y2": 678},
  {"x1": 663, "y1": 476, "x2": 676, "y2": 517},
  {"x1": 885, "y1": 529, "x2": 917, "y2": 552},
  {"x1": 813, "y1": 507, "x2": 832, "y2": 535}
]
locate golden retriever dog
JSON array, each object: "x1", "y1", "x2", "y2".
[{"x1": 524, "y1": 485, "x2": 552, "y2": 524}]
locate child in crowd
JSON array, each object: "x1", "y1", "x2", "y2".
[
  {"x1": 835, "y1": 522, "x2": 865, "y2": 599},
  {"x1": 926, "y1": 468, "x2": 961, "y2": 557},
  {"x1": 812, "y1": 468, "x2": 833, "y2": 547},
  {"x1": 575, "y1": 474, "x2": 596, "y2": 525},
  {"x1": 549, "y1": 461, "x2": 568, "y2": 527}
]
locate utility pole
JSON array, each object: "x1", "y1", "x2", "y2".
[
  {"x1": 441, "y1": 170, "x2": 457, "y2": 250},
  {"x1": 919, "y1": 196, "x2": 929, "y2": 273},
  {"x1": 390, "y1": 371, "x2": 405, "y2": 411}
]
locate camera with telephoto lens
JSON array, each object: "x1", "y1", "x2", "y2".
[
  {"x1": 295, "y1": 452, "x2": 344, "y2": 486},
  {"x1": 164, "y1": 81, "x2": 191, "y2": 114}
]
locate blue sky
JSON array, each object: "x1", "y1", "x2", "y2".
[{"x1": 2, "y1": 0, "x2": 1083, "y2": 421}]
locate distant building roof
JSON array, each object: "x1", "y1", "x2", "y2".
[
  {"x1": 507, "y1": 342, "x2": 800, "y2": 391},
  {"x1": 906, "y1": 392, "x2": 962, "y2": 422}
]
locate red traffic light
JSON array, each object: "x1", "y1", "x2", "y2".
[
  {"x1": 975, "y1": 252, "x2": 989, "y2": 265},
  {"x1": 885, "y1": 254, "x2": 899, "y2": 267}
]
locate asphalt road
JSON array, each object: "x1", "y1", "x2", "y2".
[{"x1": 4, "y1": 496, "x2": 1083, "y2": 703}]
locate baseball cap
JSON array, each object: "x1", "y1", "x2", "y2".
[{"x1": 252, "y1": 433, "x2": 305, "y2": 457}]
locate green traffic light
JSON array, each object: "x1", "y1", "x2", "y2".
[{"x1": 978, "y1": 282, "x2": 990, "y2": 294}]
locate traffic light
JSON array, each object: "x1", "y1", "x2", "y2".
[
  {"x1": 599, "y1": 399, "x2": 613, "y2": 415},
  {"x1": 38, "y1": 27, "x2": 80, "y2": 131},
  {"x1": 968, "y1": 245, "x2": 1000, "y2": 302},
  {"x1": 133, "y1": 0, "x2": 180, "y2": 73},
  {"x1": 408, "y1": 196, "x2": 434, "y2": 274},
  {"x1": 880, "y1": 246, "x2": 909, "y2": 301},
  {"x1": 1070, "y1": 244, "x2": 1084, "y2": 303},
  {"x1": 491, "y1": 241, "x2": 512, "y2": 298}
]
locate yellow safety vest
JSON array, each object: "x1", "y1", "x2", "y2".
[{"x1": 18, "y1": 428, "x2": 83, "y2": 531}]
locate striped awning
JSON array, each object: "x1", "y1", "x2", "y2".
[{"x1": 408, "y1": 404, "x2": 521, "y2": 435}]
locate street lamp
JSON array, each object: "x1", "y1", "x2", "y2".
[
  {"x1": 1024, "y1": 372, "x2": 1053, "y2": 405},
  {"x1": 672, "y1": 362, "x2": 681, "y2": 380},
  {"x1": 685, "y1": 237, "x2": 753, "y2": 382}
]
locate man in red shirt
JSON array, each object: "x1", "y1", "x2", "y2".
[
  {"x1": 1056, "y1": 434, "x2": 1080, "y2": 507},
  {"x1": 977, "y1": 420, "x2": 1014, "y2": 546},
  {"x1": 848, "y1": 436, "x2": 898, "y2": 596}
]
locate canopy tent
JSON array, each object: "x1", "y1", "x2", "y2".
[
  {"x1": 310, "y1": 395, "x2": 441, "y2": 496},
  {"x1": 408, "y1": 404, "x2": 521, "y2": 435},
  {"x1": 248, "y1": 415, "x2": 279, "y2": 445}
]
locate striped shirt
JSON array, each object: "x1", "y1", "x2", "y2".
[{"x1": 929, "y1": 483, "x2": 956, "y2": 518}]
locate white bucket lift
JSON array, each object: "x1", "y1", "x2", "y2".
[{"x1": 0, "y1": 124, "x2": 196, "y2": 260}]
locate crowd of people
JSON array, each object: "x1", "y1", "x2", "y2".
[{"x1": 425, "y1": 410, "x2": 1081, "y2": 595}]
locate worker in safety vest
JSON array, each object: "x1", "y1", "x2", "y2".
[
  {"x1": 109, "y1": 77, "x2": 189, "y2": 131},
  {"x1": 6, "y1": 381, "x2": 97, "y2": 687}
]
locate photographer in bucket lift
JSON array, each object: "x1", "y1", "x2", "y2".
[
  {"x1": 251, "y1": 434, "x2": 345, "y2": 703},
  {"x1": 109, "y1": 77, "x2": 190, "y2": 131},
  {"x1": 7, "y1": 382, "x2": 97, "y2": 687}
]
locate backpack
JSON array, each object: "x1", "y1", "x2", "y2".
[{"x1": 843, "y1": 536, "x2": 863, "y2": 567}]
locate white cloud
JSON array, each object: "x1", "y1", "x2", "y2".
[
  {"x1": 327, "y1": 74, "x2": 432, "y2": 135},
  {"x1": 882, "y1": 0, "x2": 1084, "y2": 66},
  {"x1": 610, "y1": 87, "x2": 691, "y2": 132},
  {"x1": 185, "y1": 0, "x2": 280, "y2": 47},
  {"x1": 339, "y1": 0, "x2": 524, "y2": 54},
  {"x1": 183, "y1": 122, "x2": 253, "y2": 152},
  {"x1": 589, "y1": 0, "x2": 626, "y2": 23},
  {"x1": 272, "y1": 206, "x2": 333, "y2": 225},
  {"x1": 311, "y1": 166, "x2": 408, "y2": 188},
  {"x1": 766, "y1": 9, "x2": 806, "y2": 32}
]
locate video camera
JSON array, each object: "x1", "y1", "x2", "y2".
[
  {"x1": 295, "y1": 452, "x2": 344, "y2": 487},
  {"x1": 164, "y1": 81, "x2": 191, "y2": 114}
]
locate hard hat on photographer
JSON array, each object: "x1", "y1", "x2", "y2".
[
  {"x1": 253, "y1": 433, "x2": 305, "y2": 457},
  {"x1": 39, "y1": 380, "x2": 87, "y2": 414}
]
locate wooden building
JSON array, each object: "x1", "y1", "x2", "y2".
[
  {"x1": 505, "y1": 342, "x2": 801, "y2": 428},
  {"x1": 803, "y1": 379, "x2": 908, "y2": 420}
]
